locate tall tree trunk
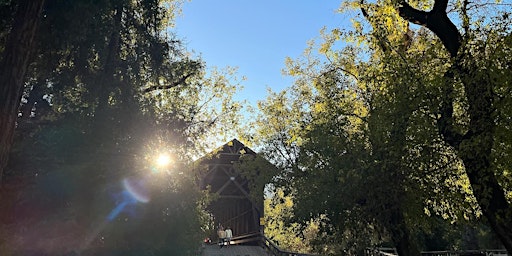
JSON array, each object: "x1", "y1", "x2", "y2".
[
  {"x1": 0, "y1": 0, "x2": 45, "y2": 182},
  {"x1": 399, "y1": 0, "x2": 512, "y2": 252},
  {"x1": 458, "y1": 63, "x2": 512, "y2": 251}
]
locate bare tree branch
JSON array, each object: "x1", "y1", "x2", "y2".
[{"x1": 398, "y1": 0, "x2": 462, "y2": 57}]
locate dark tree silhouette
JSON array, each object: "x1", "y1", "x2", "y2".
[{"x1": 0, "y1": 0, "x2": 45, "y2": 182}]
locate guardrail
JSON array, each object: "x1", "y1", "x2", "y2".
[
  {"x1": 365, "y1": 247, "x2": 509, "y2": 256},
  {"x1": 420, "y1": 250, "x2": 508, "y2": 256},
  {"x1": 222, "y1": 235, "x2": 509, "y2": 256}
]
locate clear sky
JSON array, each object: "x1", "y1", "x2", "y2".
[{"x1": 174, "y1": 0, "x2": 346, "y2": 106}]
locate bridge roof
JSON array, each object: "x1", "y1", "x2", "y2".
[{"x1": 196, "y1": 138, "x2": 257, "y2": 165}]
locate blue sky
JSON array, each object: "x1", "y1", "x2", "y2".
[{"x1": 174, "y1": 0, "x2": 345, "y2": 106}]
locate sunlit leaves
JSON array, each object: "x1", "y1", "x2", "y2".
[
  {"x1": 263, "y1": 188, "x2": 323, "y2": 254},
  {"x1": 252, "y1": 1, "x2": 512, "y2": 254}
]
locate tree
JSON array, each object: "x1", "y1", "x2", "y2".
[
  {"x1": 251, "y1": 1, "x2": 510, "y2": 253},
  {"x1": 263, "y1": 188, "x2": 324, "y2": 254},
  {"x1": 301, "y1": 0, "x2": 512, "y2": 252},
  {"x1": 0, "y1": 0, "x2": 45, "y2": 182},
  {"x1": 0, "y1": 0, "x2": 245, "y2": 254},
  {"x1": 392, "y1": 0, "x2": 512, "y2": 251},
  {"x1": 288, "y1": 51, "x2": 428, "y2": 255}
]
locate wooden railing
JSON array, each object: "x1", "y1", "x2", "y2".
[{"x1": 229, "y1": 232, "x2": 262, "y2": 245}]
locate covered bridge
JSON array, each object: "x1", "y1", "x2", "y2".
[{"x1": 195, "y1": 139, "x2": 271, "y2": 239}]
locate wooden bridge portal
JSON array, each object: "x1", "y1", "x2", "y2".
[{"x1": 195, "y1": 139, "x2": 266, "y2": 238}]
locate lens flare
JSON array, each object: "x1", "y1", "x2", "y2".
[
  {"x1": 123, "y1": 177, "x2": 150, "y2": 203},
  {"x1": 81, "y1": 177, "x2": 150, "y2": 252},
  {"x1": 156, "y1": 153, "x2": 171, "y2": 167}
]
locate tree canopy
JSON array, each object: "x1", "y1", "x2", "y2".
[
  {"x1": 0, "y1": 0, "x2": 244, "y2": 255},
  {"x1": 249, "y1": 0, "x2": 512, "y2": 255}
]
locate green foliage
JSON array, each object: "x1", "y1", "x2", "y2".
[
  {"x1": 263, "y1": 188, "x2": 315, "y2": 254},
  {"x1": 1, "y1": 0, "x2": 244, "y2": 255},
  {"x1": 250, "y1": 0, "x2": 512, "y2": 254},
  {"x1": 235, "y1": 154, "x2": 276, "y2": 206}
]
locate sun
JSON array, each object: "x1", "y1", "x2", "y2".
[{"x1": 156, "y1": 153, "x2": 172, "y2": 168}]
